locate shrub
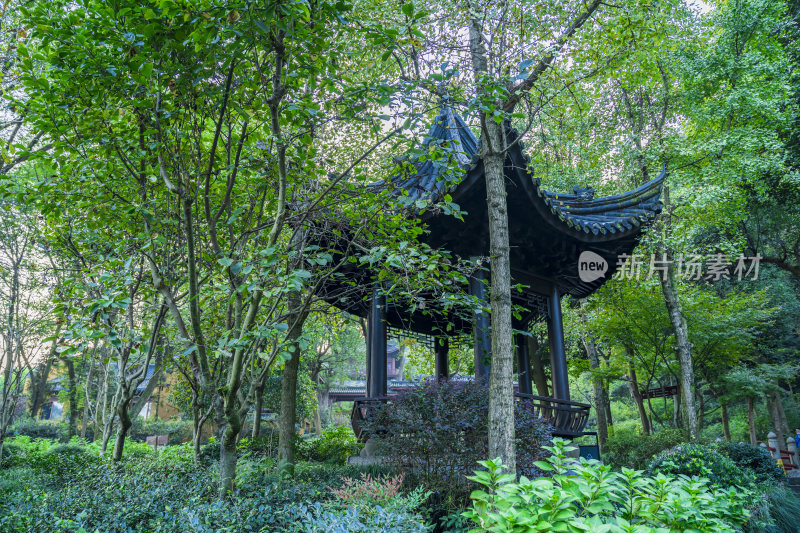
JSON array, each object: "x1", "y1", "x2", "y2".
[
  {"x1": 331, "y1": 472, "x2": 405, "y2": 504},
  {"x1": 603, "y1": 427, "x2": 688, "y2": 470},
  {"x1": 0, "y1": 436, "x2": 427, "y2": 533},
  {"x1": 9, "y1": 417, "x2": 67, "y2": 440},
  {"x1": 298, "y1": 425, "x2": 362, "y2": 465},
  {"x1": 646, "y1": 443, "x2": 756, "y2": 488},
  {"x1": 198, "y1": 439, "x2": 221, "y2": 466},
  {"x1": 464, "y1": 438, "x2": 753, "y2": 533},
  {"x1": 296, "y1": 502, "x2": 429, "y2": 533},
  {"x1": 129, "y1": 418, "x2": 192, "y2": 445},
  {"x1": 0, "y1": 442, "x2": 20, "y2": 467},
  {"x1": 718, "y1": 441, "x2": 786, "y2": 485},
  {"x1": 238, "y1": 431, "x2": 279, "y2": 460},
  {"x1": 362, "y1": 379, "x2": 551, "y2": 508}
]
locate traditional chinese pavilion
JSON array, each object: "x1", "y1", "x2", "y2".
[{"x1": 320, "y1": 106, "x2": 665, "y2": 439}]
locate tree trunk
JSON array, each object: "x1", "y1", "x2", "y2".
[
  {"x1": 63, "y1": 357, "x2": 78, "y2": 440},
  {"x1": 659, "y1": 250, "x2": 698, "y2": 441},
  {"x1": 484, "y1": 144, "x2": 515, "y2": 472},
  {"x1": 582, "y1": 317, "x2": 608, "y2": 452},
  {"x1": 467, "y1": 16, "x2": 516, "y2": 473},
  {"x1": 627, "y1": 358, "x2": 651, "y2": 435},
  {"x1": 29, "y1": 323, "x2": 64, "y2": 419},
  {"x1": 721, "y1": 402, "x2": 731, "y2": 441},
  {"x1": 696, "y1": 390, "x2": 705, "y2": 434},
  {"x1": 775, "y1": 391, "x2": 790, "y2": 437},
  {"x1": 251, "y1": 380, "x2": 265, "y2": 439},
  {"x1": 277, "y1": 293, "x2": 308, "y2": 468},
  {"x1": 28, "y1": 362, "x2": 53, "y2": 419},
  {"x1": 219, "y1": 411, "x2": 241, "y2": 497},
  {"x1": 769, "y1": 391, "x2": 785, "y2": 452},
  {"x1": 112, "y1": 397, "x2": 132, "y2": 462},
  {"x1": 672, "y1": 386, "x2": 681, "y2": 429},
  {"x1": 527, "y1": 335, "x2": 550, "y2": 397},
  {"x1": 746, "y1": 396, "x2": 757, "y2": 445}
]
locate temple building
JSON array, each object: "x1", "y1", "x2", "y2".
[{"x1": 319, "y1": 106, "x2": 665, "y2": 440}]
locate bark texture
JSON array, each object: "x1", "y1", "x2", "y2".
[
  {"x1": 627, "y1": 358, "x2": 651, "y2": 435},
  {"x1": 527, "y1": 335, "x2": 550, "y2": 397},
  {"x1": 277, "y1": 292, "x2": 308, "y2": 467},
  {"x1": 721, "y1": 402, "x2": 731, "y2": 441},
  {"x1": 746, "y1": 396, "x2": 757, "y2": 445},
  {"x1": 659, "y1": 253, "x2": 698, "y2": 440},
  {"x1": 467, "y1": 9, "x2": 516, "y2": 473},
  {"x1": 583, "y1": 324, "x2": 608, "y2": 451}
]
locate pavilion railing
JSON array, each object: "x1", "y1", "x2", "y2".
[
  {"x1": 513, "y1": 393, "x2": 590, "y2": 438},
  {"x1": 352, "y1": 393, "x2": 591, "y2": 442},
  {"x1": 350, "y1": 396, "x2": 391, "y2": 442}
]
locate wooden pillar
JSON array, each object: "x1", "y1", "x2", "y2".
[
  {"x1": 547, "y1": 286, "x2": 570, "y2": 401},
  {"x1": 515, "y1": 332, "x2": 532, "y2": 395},
  {"x1": 367, "y1": 289, "x2": 387, "y2": 397},
  {"x1": 435, "y1": 338, "x2": 449, "y2": 381},
  {"x1": 364, "y1": 310, "x2": 372, "y2": 396},
  {"x1": 469, "y1": 265, "x2": 491, "y2": 381}
]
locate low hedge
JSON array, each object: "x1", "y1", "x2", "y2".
[
  {"x1": 646, "y1": 443, "x2": 757, "y2": 488},
  {"x1": 717, "y1": 441, "x2": 785, "y2": 485},
  {"x1": 603, "y1": 427, "x2": 689, "y2": 470}
]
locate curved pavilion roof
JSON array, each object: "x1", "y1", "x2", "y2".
[
  {"x1": 381, "y1": 106, "x2": 665, "y2": 299},
  {"x1": 318, "y1": 107, "x2": 665, "y2": 338}
]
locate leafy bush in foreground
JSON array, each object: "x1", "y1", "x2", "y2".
[
  {"x1": 464, "y1": 438, "x2": 753, "y2": 533},
  {"x1": 646, "y1": 442, "x2": 756, "y2": 488}
]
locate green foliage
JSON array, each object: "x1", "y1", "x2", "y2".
[
  {"x1": 0, "y1": 438, "x2": 427, "y2": 533},
  {"x1": 464, "y1": 438, "x2": 753, "y2": 533},
  {"x1": 603, "y1": 427, "x2": 689, "y2": 470},
  {"x1": 646, "y1": 443, "x2": 757, "y2": 488},
  {"x1": 198, "y1": 439, "x2": 221, "y2": 467},
  {"x1": 362, "y1": 379, "x2": 552, "y2": 511},
  {"x1": 296, "y1": 501, "x2": 430, "y2": 533},
  {"x1": 743, "y1": 484, "x2": 800, "y2": 533},
  {"x1": 717, "y1": 442, "x2": 786, "y2": 485},
  {"x1": 297, "y1": 425, "x2": 362, "y2": 465},
  {"x1": 262, "y1": 373, "x2": 318, "y2": 423},
  {"x1": 237, "y1": 434, "x2": 279, "y2": 461},
  {"x1": 129, "y1": 418, "x2": 192, "y2": 446},
  {"x1": 9, "y1": 417, "x2": 68, "y2": 441}
]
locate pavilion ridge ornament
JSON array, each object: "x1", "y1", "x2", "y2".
[{"x1": 316, "y1": 106, "x2": 665, "y2": 441}]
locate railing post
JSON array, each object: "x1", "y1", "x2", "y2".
[
  {"x1": 435, "y1": 338, "x2": 449, "y2": 381},
  {"x1": 786, "y1": 437, "x2": 799, "y2": 466},
  {"x1": 767, "y1": 432, "x2": 779, "y2": 459},
  {"x1": 368, "y1": 288, "x2": 387, "y2": 398}
]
